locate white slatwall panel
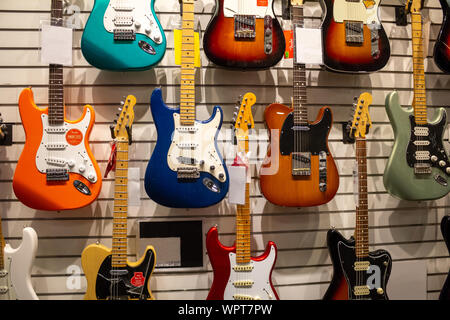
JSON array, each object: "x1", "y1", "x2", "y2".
[{"x1": 0, "y1": 0, "x2": 449, "y2": 300}]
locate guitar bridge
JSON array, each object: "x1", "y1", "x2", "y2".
[
  {"x1": 113, "y1": 29, "x2": 136, "y2": 41},
  {"x1": 234, "y1": 15, "x2": 256, "y2": 40},
  {"x1": 46, "y1": 168, "x2": 69, "y2": 181},
  {"x1": 319, "y1": 151, "x2": 327, "y2": 191},
  {"x1": 292, "y1": 152, "x2": 311, "y2": 176},
  {"x1": 177, "y1": 167, "x2": 200, "y2": 179},
  {"x1": 345, "y1": 21, "x2": 364, "y2": 45}
]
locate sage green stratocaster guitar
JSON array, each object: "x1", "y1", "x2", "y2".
[{"x1": 383, "y1": 0, "x2": 450, "y2": 201}]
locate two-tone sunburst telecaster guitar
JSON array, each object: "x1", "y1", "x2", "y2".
[
  {"x1": 144, "y1": 0, "x2": 229, "y2": 208},
  {"x1": 203, "y1": 0, "x2": 285, "y2": 69},
  {"x1": 434, "y1": 0, "x2": 450, "y2": 73},
  {"x1": 81, "y1": 0, "x2": 166, "y2": 70},
  {"x1": 207, "y1": 93, "x2": 279, "y2": 300},
  {"x1": 383, "y1": 0, "x2": 450, "y2": 201},
  {"x1": 13, "y1": 0, "x2": 102, "y2": 211},
  {"x1": 82, "y1": 96, "x2": 157, "y2": 300},
  {"x1": 324, "y1": 93, "x2": 392, "y2": 300},
  {"x1": 259, "y1": 0, "x2": 339, "y2": 207},
  {"x1": 319, "y1": 0, "x2": 390, "y2": 72}
]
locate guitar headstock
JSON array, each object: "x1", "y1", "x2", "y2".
[
  {"x1": 405, "y1": 0, "x2": 424, "y2": 14},
  {"x1": 349, "y1": 92, "x2": 372, "y2": 139},
  {"x1": 112, "y1": 95, "x2": 136, "y2": 143},
  {"x1": 233, "y1": 92, "x2": 256, "y2": 141}
]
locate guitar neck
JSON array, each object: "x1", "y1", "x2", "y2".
[
  {"x1": 112, "y1": 141, "x2": 129, "y2": 268},
  {"x1": 291, "y1": 5, "x2": 308, "y2": 125},
  {"x1": 410, "y1": 12, "x2": 427, "y2": 125},
  {"x1": 49, "y1": 0, "x2": 64, "y2": 126},
  {"x1": 355, "y1": 137, "x2": 369, "y2": 258},
  {"x1": 179, "y1": 0, "x2": 196, "y2": 126},
  {"x1": 235, "y1": 136, "x2": 251, "y2": 264}
]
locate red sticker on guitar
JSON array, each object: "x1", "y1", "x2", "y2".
[
  {"x1": 131, "y1": 272, "x2": 145, "y2": 287},
  {"x1": 257, "y1": 0, "x2": 268, "y2": 6},
  {"x1": 66, "y1": 129, "x2": 83, "y2": 146}
]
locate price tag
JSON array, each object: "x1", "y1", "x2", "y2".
[
  {"x1": 228, "y1": 166, "x2": 247, "y2": 205},
  {"x1": 295, "y1": 27, "x2": 323, "y2": 64},
  {"x1": 40, "y1": 23, "x2": 73, "y2": 66},
  {"x1": 128, "y1": 167, "x2": 141, "y2": 207}
]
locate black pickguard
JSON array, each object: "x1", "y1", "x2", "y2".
[
  {"x1": 439, "y1": 215, "x2": 450, "y2": 300},
  {"x1": 406, "y1": 115, "x2": 450, "y2": 177},
  {"x1": 338, "y1": 241, "x2": 392, "y2": 300},
  {"x1": 279, "y1": 108, "x2": 332, "y2": 156},
  {"x1": 95, "y1": 249, "x2": 155, "y2": 300}
]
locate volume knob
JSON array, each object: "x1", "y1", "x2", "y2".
[
  {"x1": 431, "y1": 155, "x2": 438, "y2": 162},
  {"x1": 79, "y1": 165, "x2": 85, "y2": 173},
  {"x1": 439, "y1": 160, "x2": 446, "y2": 167},
  {"x1": 446, "y1": 167, "x2": 450, "y2": 175}
]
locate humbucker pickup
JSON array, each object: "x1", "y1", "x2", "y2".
[
  {"x1": 177, "y1": 167, "x2": 200, "y2": 179},
  {"x1": 292, "y1": 152, "x2": 311, "y2": 176},
  {"x1": 234, "y1": 15, "x2": 256, "y2": 39},
  {"x1": 113, "y1": 15, "x2": 133, "y2": 26},
  {"x1": 353, "y1": 261, "x2": 370, "y2": 271},
  {"x1": 414, "y1": 126, "x2": 429, "y2": 136},
  {"x1": 345, "y1": 21, "x2": 364, "y2": 44},
  {"x1": 415, "y1": 151, "x2": 430, "y2": 161},
  {"x1": 114, "y1": 29, "x2": 136, "y2": 41},
  {"x1": 46, "y1": 168, "x2": 69, "y2": 181},
  {"x1": 353, "y1": 285, "x2": 370, "y2": 296}
]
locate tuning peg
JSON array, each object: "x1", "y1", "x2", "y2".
[
  {"x1": 109, "y1": 124, "x2": 116, "y2": 139},
  {"x1": 120, "y1": 101, "x2": 125, "y2": 106}
]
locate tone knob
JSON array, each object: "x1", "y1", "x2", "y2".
[
  {"x1": 431, "y1": 155, "x2": 438, "y2": 162},
  {"x1": 219, "y1": 173, "x2": 224, "y2": 180},
  {"x1": 88, "y1": 173, "x2": 95, "y2": 181},
  {"x1": 377, "y1": 288, "x2": 384, "y2": 295},
  {"x1": 439, "y1": 160, "x2": 446, "y2": 167},
  {"x1": 135, "y1": 21, "x2": 141, "y2": 28},
  {"x1": 265, "y1": 44, "x2": 271, "y2": 51},
  {"x1": 446, "y1": 167, "x2": 450, "y2": 174},
  {"x1": 79, "y1": 165, "x2": 85, "y2": 173},
  {"x1": 265, "y1": 29, "x2": 272, "y2": 36},
  {"x1": 68, "y1": 160, "x2": 75, "y2": 167},
  {"x1": 145, "y1": 28, "x2": 151, "y2": 34},
  {"x1": 153, "y1": 34, "x2": 160, "y2": 43},
  {"x1": 210, "y1": 165, "x2": 215, "y2": 171}
]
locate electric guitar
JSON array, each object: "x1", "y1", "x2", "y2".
[
  {"x1": 323, "y1": 93, "x2": 392, "y2": 300},
  {"x1": 383, "y1": 0, "x2": 450, "y2": 201},
  {"x1": 13, "y1": 0, "x2": 102, "y2": 211},
  {"x1": 144, "y1": 0, "x2": 229, "y2": 208},
  {"x1": 434, "y1": 0, "x2": 450, "y2": 73},
  {"x1": 82, "y1": 96, "x2": 157, "y2": 300},
  {"x1": 319, "y1": 0, "x2": 390, "y2": 72},
  {"x1": 203, "y1": 0, "x2": 285, "y2": 69},
  {"x1": 207, "y1": 93, "x2": 279, "y2": 300},
  {"x1": 259, "y1": 0, "x2": 339, "y2": 207},
  {"x1": 81, "y1": 0, "x2": 166, "y2": 70},
  {"x1": 439, "y1": 215, "x2": 450, "y2": 300}
]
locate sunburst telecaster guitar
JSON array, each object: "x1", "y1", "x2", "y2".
[
  {"x1": 323, "y1": 93, "x2": 392, "y2": 300},
  {"x1": 12, "y1": 0, "x2": 102, "y2": 211},
  {"x1": 383, "y1": 0, "x2": 450, "y2": 201},
  {"x1": 207, "y1": 93, "x2": 279, "y2": 301},
  {"x1": 259, "y1": 0, "x2": 339, "y2": 207},
  {"x1": 82, "y1": 96, "x2": 157, "y2": 300}
]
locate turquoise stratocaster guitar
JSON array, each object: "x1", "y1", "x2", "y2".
[
  {"x1": 383, "y1": 0, "x2": 450, "y2": 200},
  {"x1": 81, "y1": 0, "x2": 166, "y2": 70}
]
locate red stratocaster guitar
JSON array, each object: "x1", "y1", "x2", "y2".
[
  {"x1": 203, "y1": 0, "x2": 285, "y2": 69},
  {"x1": 207, "y1": 93, "x2": 279, "y2": 300},
  {"x1": 12, "y1": 0, "x2": 102, "y2": 211}
]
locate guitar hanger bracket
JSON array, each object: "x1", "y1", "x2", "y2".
[
  {"x1": 126, "y1": 125, "x2": 133, "y2": 145},
  {"x1": 395, "y1": 6, "x2": 408, "y2": 26},
  {"x1": 0, "y1": 123, "x2": 13, "y2": 146}
]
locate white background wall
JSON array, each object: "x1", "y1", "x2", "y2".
[{"x1": 0, "y1": 0, "x2": 448, "y2": 299}]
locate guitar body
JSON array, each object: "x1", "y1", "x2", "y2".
[
  {"x1": 13, "y1": 88, "x2": 102, "y2": 211},
  {"x1": 82, "y1": 243, "x2": 156, "y2": 300},
  {"x1": 1, "y1": 227, "x2": 38, "y2": 300},
  {"x1": 320, "y1": 0, "x2": 390, "y2": 72},
  {"x1": 434, "y1": 0, "x2": 450, "y2": 73},
  {"x1": 439, "y1": 215, "x2": 450, "y2": 300},
  {"x1": 203, "y1": 0, "x2": 285, "y2": 69},
  {"x1": 259, "y1": 103, "x2": 339, "y2": 207},
  {"x1": 144, "y1": 88, "x2": 229, "y2": 208},
  {"x1": 323, "y1": 229, "x2": 392, "y2": 300},
  {"x1": 206, "y1": 226, "x2": 279, "y2": 300},
  {"x1": 81, "y1": 0, "x2": 166, "y2": 71},
  {"x1": 383, "y1": 91, "x2": 450, "y2": 201}
]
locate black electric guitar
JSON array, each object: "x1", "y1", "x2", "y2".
[
  {"x1": 323, "y1": 93, "x2": 392, "y2": 300},
  {"x1": 439, "y1": 215, "x2": 450, "y2": 300}
]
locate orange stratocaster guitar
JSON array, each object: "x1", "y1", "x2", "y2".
[
  {"x1": 13, "y1": 0, "x2": 102, "y2": 211},
  {"x1": 259, "y1": 0, "x2": 339, "y2": 207}
]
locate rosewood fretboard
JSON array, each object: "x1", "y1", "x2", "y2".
[{"x1": 355, "y1": 138, "x2": 369, "y2": 258}]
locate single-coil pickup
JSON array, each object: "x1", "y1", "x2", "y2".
[
  {"x1": 114, "y1": 15, "x2": 134, "y2": 26},
  {"x1": 45, "y1": 143, "x2": 67, "y2": 150},
  {"x1": 233, "y1": 264, "x2": 254, "y2": 272},
  {"x1": 177, "y1": 126, "x2": 198, "y2": 133},
  {"x1": 415, "y1": 151, "x2": 430, "y2": 160},
  {"x1": 232, "y1": 280, "x2": 254, "y2": 288},
  {"x1": 45, "y1": 127, "x2": 67, "y2": 134},
  {"x1": 176, "y1": 143, "x2": 198, "y2": 149},
  {"x1": 113, "y1": 0, "x2": 134, "y2": 11},
  {"x1": 233, "y1": 294, "x2": 261, "y2": 300},
  {"x1": 0, "y1": 286, "x2": 8, "y2": 294},
  {"x1": 413, "y1": 140, "x2": 430, "y2": 146},
  {"x1": 353, "y1": 261, "x2": 370, "y2": 271},
  {"x1": 354, "y1": 285, "x2": 370, "y2": 296},
  {"x1": 414, "y1": 127, "x2": 429, "y2": 136},
  {"x1": 45, "y1": 157, "x2": 67, "y2": 166}
]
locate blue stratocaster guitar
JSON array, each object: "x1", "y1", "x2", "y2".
[
  {"x1": 144, "y1": 0, "x2": 229, "y2": 208},
  {"x1": 81, "y1": 0, "x2": 166, "y2": 70}
]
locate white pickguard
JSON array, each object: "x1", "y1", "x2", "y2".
[
  {"x1": 103, "y1": 0, "x2": 163, "y2": 44},
  {"x1": 223, "y1": 245, "x2": 277, "y2": 300},
  {"x1": 223, "y1": 0, "x2": 275, "y2": 19},
  {"x1": 167, "y1": 113, "x2": 226, "y2": 182},
  {"x1": 333, "y1": 0, "x2": 381, "y2": 26},
  {"x1": 35, "y1": 110, "x2": 98, "y2": 183},
  {"x1": 1, "y1": 228, "x2": 38, "y2": 300}
]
